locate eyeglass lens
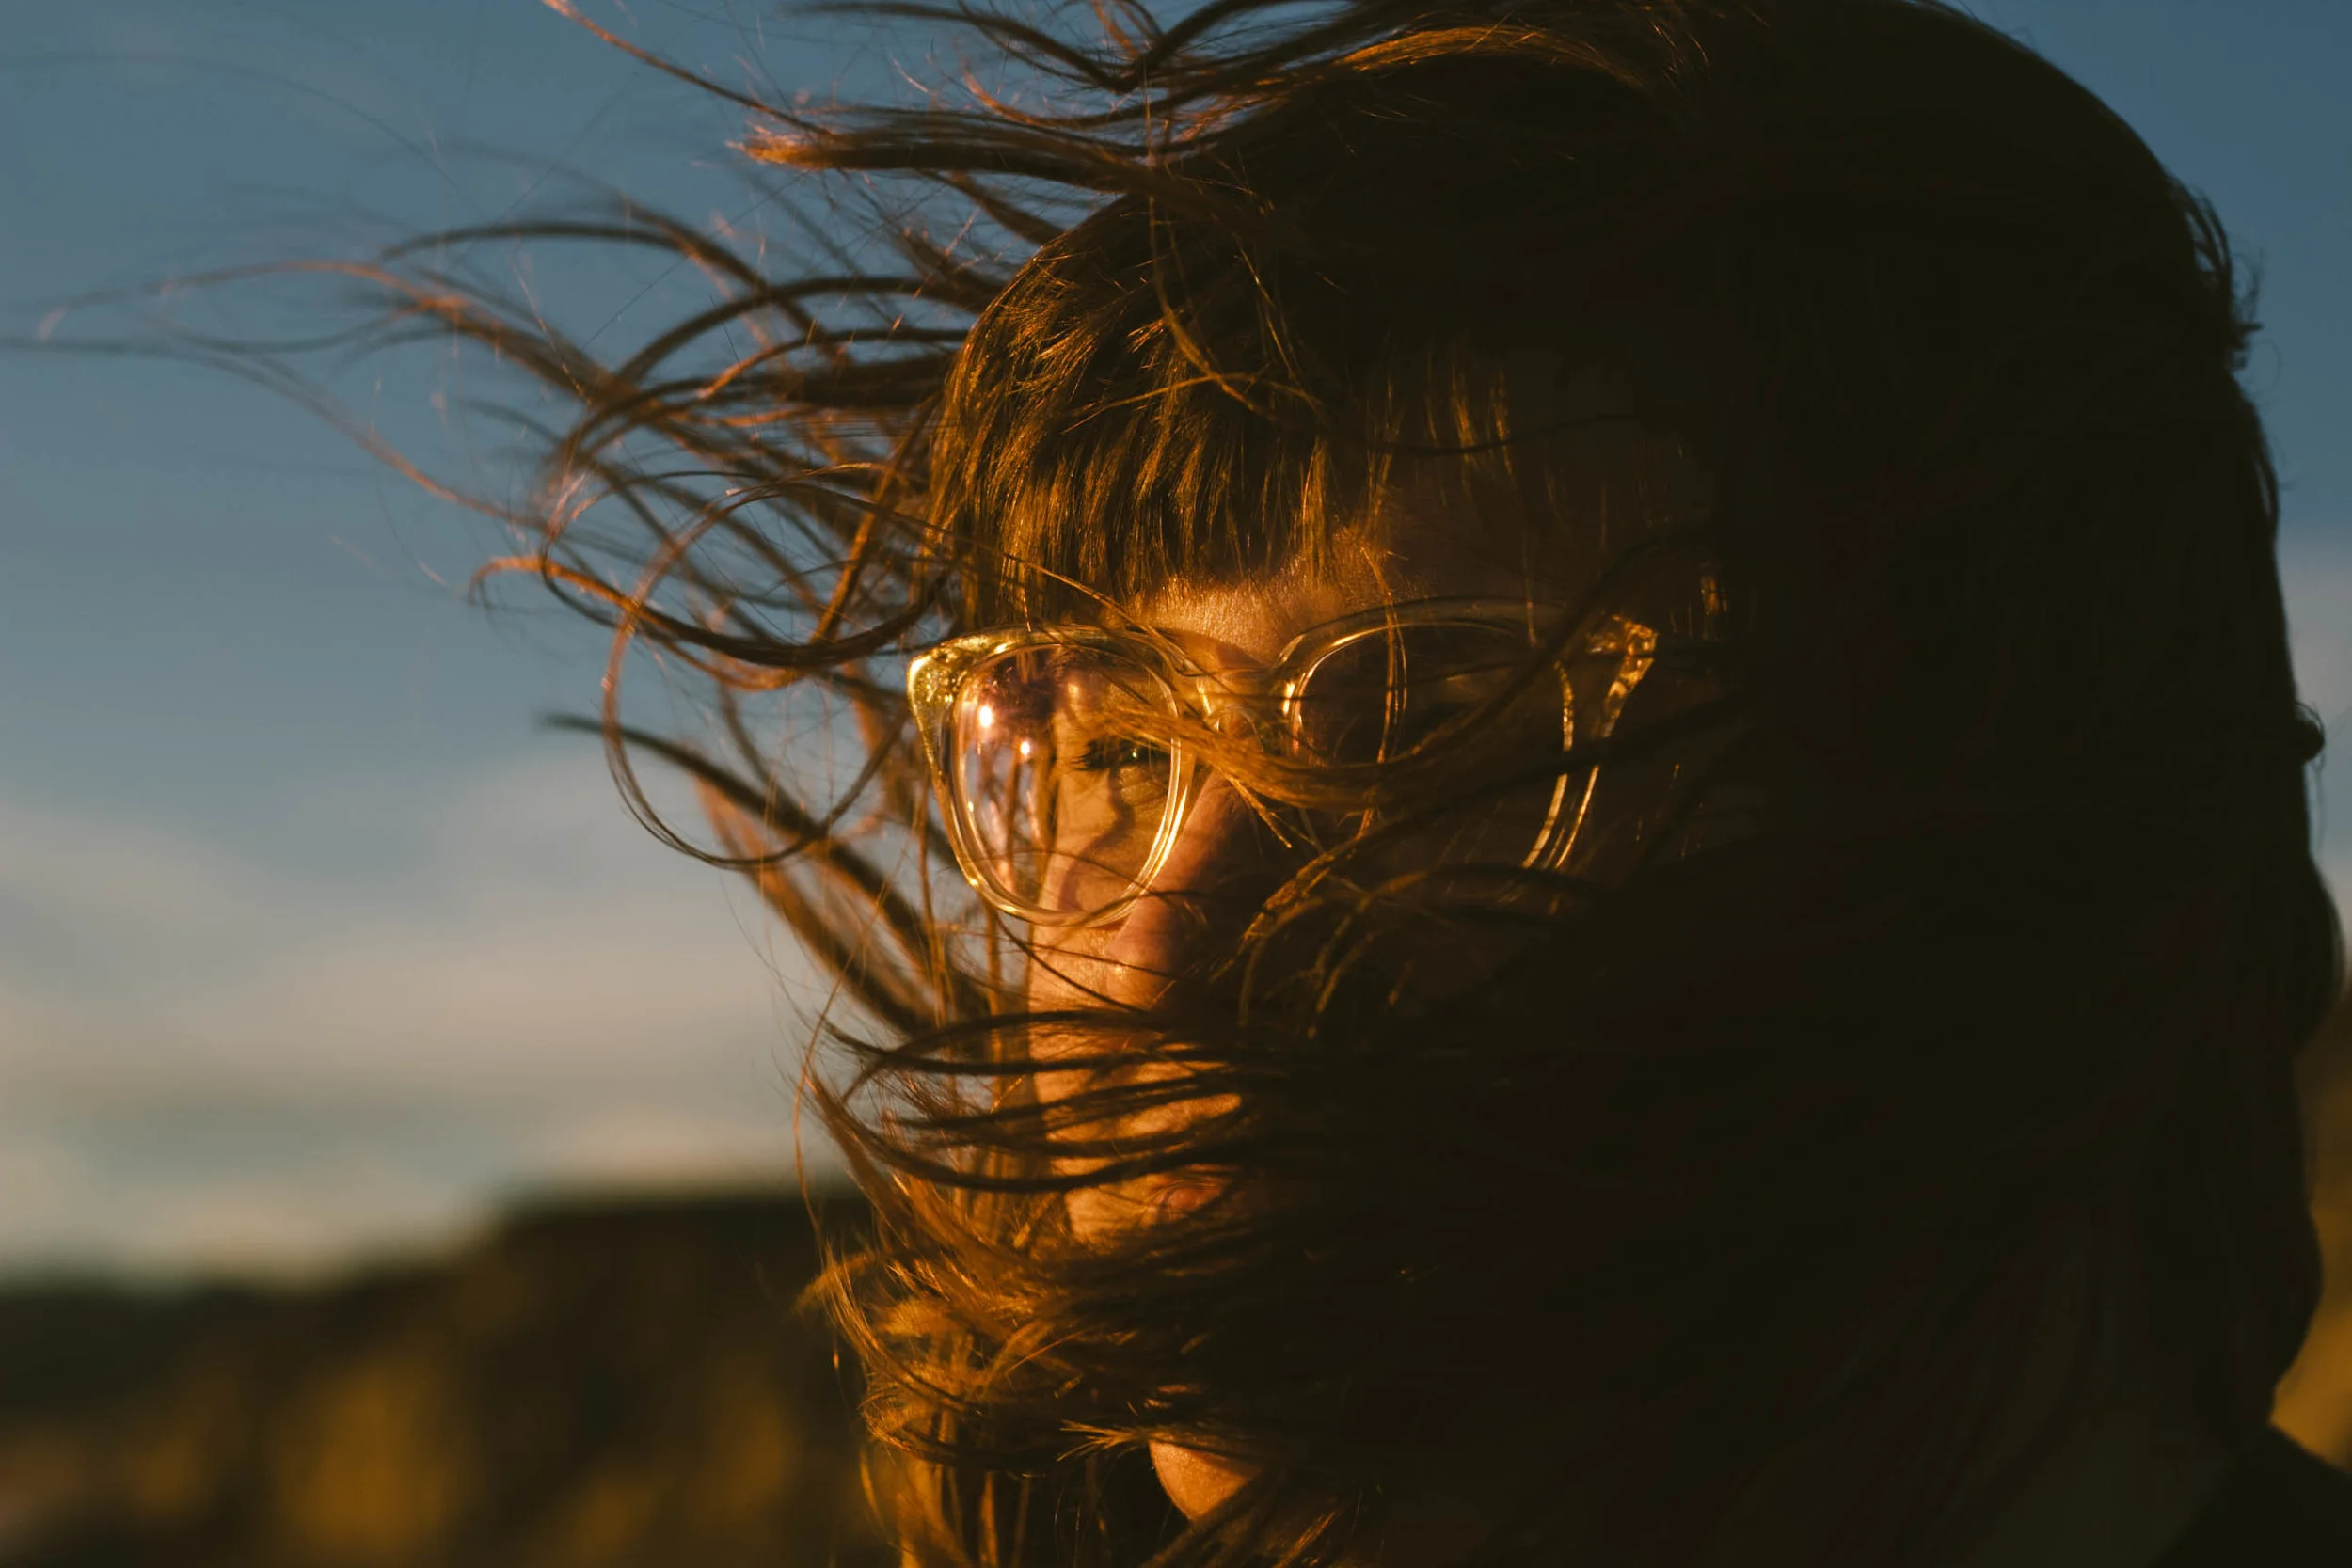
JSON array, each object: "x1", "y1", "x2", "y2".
[
  {"x1": 1289, "y1": 623, "x2": 1578, "y2": 869},
  {"x1": 1287, "y1": 623, "x2": 1562, "y2": 766},
  {"x1": 953, "y1": 643, "x2": 1181, "y2": 918}
]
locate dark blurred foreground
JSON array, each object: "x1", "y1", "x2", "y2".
[
  {"x1": 0, "y1": 996, "x2": 2348, "y2": 1568},
  {"x1": 0, "y1": 1191, "x2": 887, "y2": 1568}
]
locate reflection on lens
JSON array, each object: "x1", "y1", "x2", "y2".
[{"x1": 953, "y1": 645, "x2": 1179, "y2": 917}]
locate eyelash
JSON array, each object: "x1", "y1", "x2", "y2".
[{"x1": 1074, "y1": 736, "x2": 1166, "y2": 773}]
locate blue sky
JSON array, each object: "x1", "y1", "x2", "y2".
[{"x1": 1, "y1": 0, "x2": 2347, "y2": 1275}]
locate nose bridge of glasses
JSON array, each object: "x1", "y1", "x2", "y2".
[{"x1": 1179, "y1": 669, "x2": 1291, "y2": 753}]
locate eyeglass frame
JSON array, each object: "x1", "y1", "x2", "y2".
[{"x1": 905, "y1": 596, "x2": 1661, "y2": 927}]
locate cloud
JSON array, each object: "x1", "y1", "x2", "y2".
[{"x1": 0, "y1": 750, "x2": 842, "y2": 1279}]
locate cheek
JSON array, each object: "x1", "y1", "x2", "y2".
[
  {"x1": 1024, "y1": 931, "x2": 1236, "y2": 1243},
  {"x1": 1025, "y1": 927, "x2": 1114, "y2": 1016}
]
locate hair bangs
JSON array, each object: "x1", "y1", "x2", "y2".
[{"x1": 930, "y1": 190, "x2": 1542, "y2": 626}]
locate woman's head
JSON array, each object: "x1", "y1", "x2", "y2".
[
  {"x1": 819, "y1": 4, "x2": 2337, "y2": 1554},
  {"x1": 276, "y1": 0, "x2": 2344, "y2": 1562}
]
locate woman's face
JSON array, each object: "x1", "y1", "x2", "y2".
[
  {"x1": 1020, "y1": 493, "x2": 1560, "y2": 1521},
  {"x1": 1023, "y1": 495, "x2": 1550, "y2": 1018}
]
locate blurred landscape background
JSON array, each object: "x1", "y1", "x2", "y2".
[
  {"x1": 2, "y1": 1, "x2": 2348, "y2": 1561},
  {"x1": 0, "y1": 1190, "x2": 887, "y2": 1567}
]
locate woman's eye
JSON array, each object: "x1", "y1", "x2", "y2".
[{"x1": 1073, "y1": 736, "x2": 1167, "y2": 773}]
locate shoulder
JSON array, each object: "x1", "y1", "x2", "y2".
[{"x1": 2154, "y1": 1427, "x2": 2352, "y2": 1568}]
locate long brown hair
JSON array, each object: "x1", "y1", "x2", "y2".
[{"x1": 76, "y1": 1, "x2": 2344, "y2": 1563}]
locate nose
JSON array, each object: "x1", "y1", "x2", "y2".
[
  {"x1": 1031, "y1": 772, "x2": 1283, "y2": 1244},
  {"x1": 1034, "y1": 773, "x2": 1294, "y2": 1013},
  {"x1": 1108, "y1": 777, "x2": 1290, "y2": 990}
]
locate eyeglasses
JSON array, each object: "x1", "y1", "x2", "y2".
[{"x1": 907, "y1": 597, "x2": 1663, "y2": 926}]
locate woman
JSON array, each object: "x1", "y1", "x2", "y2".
[{"x1": 236, "y1": 0, "x2": 2350, "y2": 1561}]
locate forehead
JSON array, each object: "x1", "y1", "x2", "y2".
[{"x1": 1134, "y1": 493, "x2": 1554, "y2": 667}]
